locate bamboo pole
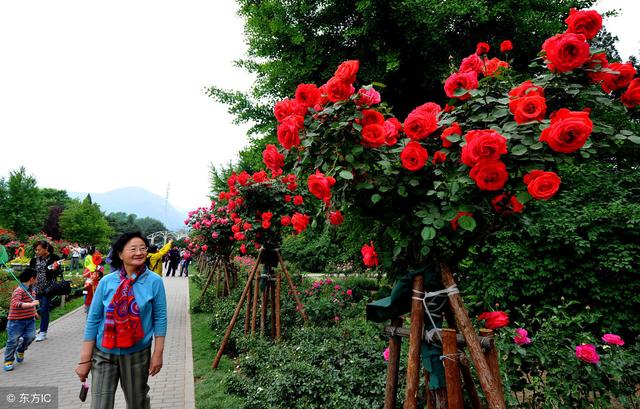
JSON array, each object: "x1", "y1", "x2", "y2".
[
  {"x1": 440, "y1": 262, "x2": 505, "y2": 409},
  {"x1": 404, "y1": 275, "x2": 424, "y2": 409},
  {"x1": 441, "y1": 329, "x2": 464, "y2": 409},
  {"x1": 275, "y1": 270, "x2": 282, "y2": 340},
  {"x1": 276, "y1": 251, "x2": 308, "y2": 321},
  {"x1": 212, "y1": 250, "x2": 263, "y2": 369},
  {"x1": 384, "y1": 318, "x2": 403, "y2": 409}
]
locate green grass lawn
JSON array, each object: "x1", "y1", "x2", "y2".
[{"x1": 189, "y1": 273, "x2": 245, "y2": 409}]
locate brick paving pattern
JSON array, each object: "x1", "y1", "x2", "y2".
[{"x1": 0, "y1": 275, "x2": 195, "y2": 409}]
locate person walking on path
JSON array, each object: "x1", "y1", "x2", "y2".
[
  {"x1": 179, "y1": 250, "x2": 191, "y2": 277},
  {"x1": 76, "y1": 231, "x2": 167, "y2": 409},
  {"x1": 70, "y1": 243, "x2": 81, "y2": 271},
  {"x1": 3, "y1": 268, "x2": 39, "y2": 371},
  {"x1": 29, "y1": 240, "x2": 62, "y2": 342},
  {"x1": 166, "y1": 246, "x2": 181, "y2": 277},
  {"x1": 146, "y1": 240, "x2": 172, "y2": 276}
]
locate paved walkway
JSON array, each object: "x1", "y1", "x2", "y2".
[{"x1": 0, "y1": 275, "x2": 195, "y2": 409}]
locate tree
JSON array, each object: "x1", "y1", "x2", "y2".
[
  {"x1": 0, "y1": 167, "x2": 46, "y2": 238},
  {"x1": 134, "y1": 217, "x2": 166, "y2": 236},
  {"x1": 106, "y1": 212, "x2": 139, "y2": 239},
  {"x1": 40, "y1": 188, "x2": 72, "y2": 240},
  {"x1": 59, "y1": 195, "x2": 114, "y2": 248}
]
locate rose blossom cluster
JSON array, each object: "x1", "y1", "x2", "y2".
[
  {"x1": 185, "y1": 202, "x2": 235, "y2": 256},
  {"x1": 575, "y1": 333, "x2": 625, "y2": 365}
]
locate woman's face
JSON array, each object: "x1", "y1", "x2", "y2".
[
  {"x1": 119, "y1": 238, "x2": 148, "y2": 269},
  {"x1": 35, "y1": 245, "x2": 49, "y2": 257}
]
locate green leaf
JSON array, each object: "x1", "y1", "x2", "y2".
[
  {"x1": 628, "y1": 135, "x2": 640, "y2": 144},
  {"x1": 457, "y1": 215, "x2": 476, "y2": 231},
  {"x1": 339, "y1": 170, "x2": 354, "y2": 180},
  {"x1": 443, "y1": 210, "x2": 458, "y2": 221},
  {"x1": 420, "y1": 245, "x2": 431, "y2": 256},
  {"x1": 393, "y1": 245, "x2": 402, "y2": 258},
  {"x1": 511, "y1": 145, "x2": 528, "y2": 155},
  {"x1": 352, "y1": 146, "x2": 364, "y2": 155},
  {"x1": 421, "y1": 226, "x2": 436, "y2": 241},
  {"x1": 371, "y1": 194, "x2": 381, "y2": 204},
  {"x1": 516, "y1": 191, "x2": 532, "y2": 204},
  {"x1": 529, "y1": 142, "x2": 543, "y2": 150},
  {"x1": 416, "y1": 210, "x2": 431, "y2": 218},
  {"x1": 446, "y1": 134, "x2": 461, "y2": 143},
  {"x1": 409, "y1": 179, "x2": 419, "y2": 187},
  {"x1": 352, "y1": 123, "x2": 363, "y2": 132}
]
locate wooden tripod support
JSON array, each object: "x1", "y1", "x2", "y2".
[
  {"x1": 383, "y1": 264, "x2": 506, "y2": 409},
  {"x1": 199, "y1": 255, "x2": 238, "y2": 299},
  {"x1": 212, "y1": 248, "x2": 308, "y2": 369}
]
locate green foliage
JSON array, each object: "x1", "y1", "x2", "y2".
[
  {"x1": 0, "y1": 167, "x2": 46, "y2": 239},
  {"x1": 59, "y1": 196, "x2": 114, "y2": 248},
  {"x1": 105, "y1": 212, "x2": 166, "y2": 240}
]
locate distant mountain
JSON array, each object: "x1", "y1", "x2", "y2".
[{"x1": 69, "y1": 187, "x2": 186, "y2": 231}]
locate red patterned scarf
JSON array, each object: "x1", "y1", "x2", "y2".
[{"x1": 101, "y1": 267, "x2": 145, "y2": 349}]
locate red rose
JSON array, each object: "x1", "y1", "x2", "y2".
[
  {"x1": 361, "y1": 123, "x2": 387, "y2": 148},
  {"x1": 585, "y1": 53, "x2": 608, "y2": 83},
  {"x1": 280, "y1": 215, "x2": 291, "y2": 226},
  {"x1": 318, "y1": 84, "x2": 330, "y2": 105},
  {"x1": 621, "y1": 78, "x2": 640, "y2": 108},
  {"x1": 508, "y1": 80, "x2": 544, "y2": 99},
  {"x1": 261, "y1": 212, "x2": 273, "y2": 229},
  {"x1": 450, "y1": 211, "x2": 473, "y2": 231},
  {"x1": 403, "y1": 103, "x2": 440, "y2": 140},
  {"x1": 469, "y1": 160, "x2": 508, "y2": 191},
  {"x1": 284, "y1": 194, "x2": 291, "y2": 203},
  {"x1": 333, "y1": 60, "x2": 359, "y2": 84},
  {"x1": 293, "y1": 195, "x2": 304, "y2": 205},
  {"x1": 444, "y1": 71, "x2": 478, "y2": 101},
  {"x1": 237, "y1": 171, "x2": 250, "y2": 186},
  {"x1": 524, "y1": 170, "x2": 561, "y2": 200},
  {"x1": 273, "y1": 98, "x2": 305, "y2": 122},
  {"x1": 400, "y1": 141, "x2": 429, "y2": 171},
  {"x1": 240, "y1": 244, "x2": 247, "y2": 254},
  {"x1": 475, "y1": 42, "x2": 490, "y2": 55},
  {"x1": 500, "y1": 40, "x2": 513, "y2": 53},
  {"x1": 441, "y1": 122, "x2": 462, "y2": 148},
  {"x1": 356, "y1": 87, "x2": 381, "y2": 105},
  {"x1": 575, "y1": 344, "x2": 600, "y2": 364},
  {"x1": 252, "y1": 170, "x2": 268, "y2": 183},
  {"x1": 307, "y1": 170, "x2": 336, "y2": 204},
  {"x1": 478, "y1": 311, "x2": 509, "y2": 329},
  {"x1": 361, "y1": 109, "x2": 385, "y2": 126},
  {"x1": 539, "y1": 108, "x2": 592, "y2": 153},
  {"x1": 243, "y1": 221, "x2": 252, "y2": 231},
  {"x1": 482, "y1": 57, "x2": 509, "y2": 77},
  {"x1": 461, "y1": 129, "x2": 507, "y2": 167},
  {"x1": 491, "y1": 194, "x2": 524, "y2": 214},
  {"x1": 432, "y1": 150, "x2": 447, "y2": 165},
  {"x1": 600, "y1": 62, "x2": 636, "y2": 93},
  {"x1": 329, "y1": 211, "x2": 344, "y2": 225},
  {"x1": 262, "y1": 144, "x2": 284, "y2": 174},
  {"x1": 565, "y1": 8, "x2": 602, "y2": 40},
  {"x1": 361, "y1": 242, "x2": 378, "y2": 267},
  {"x1": 325, "y1": 77, "x2": 355, "y2": 102},
  {"x1": 295, "y1": 83, "x2": 321, "y2": 108},
  {"x1": 541, "y1": 33, "x2": 590, "y2": 73},
  {"x1": 291, "y1": 212, "x2": 310, "y2": 234},
  {"x1": 384, "y1": 118, "x2": 402, "y2": 146},
  {"x1": 509, "y1": 95, "x2": 547, "y2": 124},
  {"x1": 233, "y1": 232, "x2": 246, "y2": 241},
  {"x1": 459, "y1": 54, "x2": 483, "y2": 74},
  {"x1": 277, "y1": 115, "x2": 304, "y2": 150}
]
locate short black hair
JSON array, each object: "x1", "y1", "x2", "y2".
[
  {"x1": 19, "y1": 268, "x2": 38, "y2": 283},
  {"x1": 148, "y1": 245, "x2": 158, "y2": 253},
  {"x1": 34, "y1": 240, "x2": 49, "y2": 251},
  {"x1": 110, "y1": 232, "x2": 149, "y2": 270}
]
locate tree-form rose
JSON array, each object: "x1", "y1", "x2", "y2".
[
  {"x1": 403, "y1": 102, "x2": 440, "y2": 140},
  {"x1": 329, "y1": 211, "x2": 344, "y2": 225},
  {"x1": 262, "y1": 144, "x2": 284, "y2": 174},
  {"x1": 400, "y1": 141, "x2": 428, "y2": 171},
  {"x1": 361, "y1": 242, "x2": 378, "y2": 267},
  {"x1": 565, "y1": 8, "x2": 602, "y2": 40},
  {"x1": 361, "y1": 109, "x2": 385, "y2": 126},
  {"x1": 325, "y1": 77, "x2": 355, "y2": 102},
  {"x1": 482, "y1": 57, "x2": 509, "y2": 77},
  {"x1": 291, "y1": 212, "x2": 310, "y2": 234},
  {"x1": 307, "y1": 170, "x2": 336, "y2": 204},
  {"x1": 491, "y1": 194, "x2": 524, "y2": 214},
  {"x1": 575, "y1": 344, "x2": 600, "y2": 364},
  {"x1": 333, "y1": 60, "x2": 359, "y2": 84},
  {"x1": 444, "y1": 71, "x2": 478, "y2": 101},
  {"x1": 459, "y1": 54, "x2": 483, "y2": 74},
  {"x1": 432, "y1": 150, "x2": 447, "y2": 164},
  {"x1": 621, "y1": 78, "x2": 640, "y2": 108},
  {"x1": 524, "y1": 170, "x2": 561, "y2": 200},
  {"x1": 450, "y1": 211, "x2": 473, "y2": 231},
  {"x1": 361, "y1": 124, "x2": 387, "y2": 148},
  {"x1": 461, "y1": 129, "x2": 507, "y2": 167},
  {"x1": 600, "y1": 62, "x2": 637, "y2": 93},
  {"x1": 539, "y1": 108, "x2": 592, "y2": 153},
  {"x1": 508, "y1": 80, "x2": 544, "y2": 99},
  {"x1": 441, "y1": 122, "x2": 462, "y2": 148},
  {"x1": 541, "y1": 32, "x2": 590, "y2": 73},
  {"x1": 514, "y1": 328, "x2": 532, "y2": 345},
  {"x1": 356, "y1": 87, "x2": 381, "y2": 105},
  {"x1": 273, "y1": 98, "x2": 306, "y2": 122},
  {"x1": 602, "y1": 333, "x2": 624, "y2": 346},
  {"x1": 277, "y1": 115, "x2": 304, "y2": 150},
  {"x1": 500, "y1": 40, "x2": 513, "y2": 53},
  {"x1": 478, "y1": 311, "x2": 509, "y2": 329},
  {"x1": 475, "y1": 42, "x2": 490, "y2": 55},
  {"x1": 384, "y1": 118, "x2": 402, "y2": 146},
  {"x1": 509, "y1": 95, "x2": 547, "y2": 124},
  {"x1": 469, "y1": 160, "x2": 508, "y2": 191},
  {"x1": 295, "y1": 83, "x2": 321, "y2": 108}
]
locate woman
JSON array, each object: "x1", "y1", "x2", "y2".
[
  {"x1": 76, "y1": 232, "x2": 167, "y2": 409},
  {"x1": 29, "y1": 240, "x2": 61, "y2": 342},
  {"x1": 146, "y1": 240, "x2": 172, "y2": 276}
]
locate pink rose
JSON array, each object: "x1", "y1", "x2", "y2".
[
  {"x1": 346, "y1": 289, "x2": 353, "y2": 296},
  {"x1": 514, "y1": 328, "x2": 532, "y2": 345},
  {"x1": 602, "y1": 333, "x2": 624, "y2": 346},
  {"x1": 575, "y1": 344, "x2": 600, "y2": 364},
  {"x1": 383, "y1": 347, "x2": 390, "y2": 361}
]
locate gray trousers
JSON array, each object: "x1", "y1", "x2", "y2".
[{"x1": 90, "y1": 346, "x2": 151, "y2": 409}]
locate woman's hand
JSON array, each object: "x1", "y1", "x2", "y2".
[
  {"x1": 149, "y1": 352, "x2": 163, "y2": 376},
  {"x1": 75, "y1": 362, "x2": 92, "y2": 381}
]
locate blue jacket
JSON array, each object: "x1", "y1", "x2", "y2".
[{"x1": 83, "y1": 268, "x2": 167, "y2": 355}]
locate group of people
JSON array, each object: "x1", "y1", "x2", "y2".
[{"x1": 1, "y1": 232, "x2": 179, "y2": 409}]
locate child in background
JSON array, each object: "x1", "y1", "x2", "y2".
[
  {"x1": 83, "y1": 252, "x2": 104, "y2": 313},
  {"x1": 4, "y1": 268, "x2": 39, "y2": 371}
]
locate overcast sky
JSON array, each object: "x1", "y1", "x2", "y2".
[{"x1": 0, "y1": 1, "x2": 638, "y2": 213}]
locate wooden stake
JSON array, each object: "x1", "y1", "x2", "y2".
[
  {"x1": 260, "y1": 274, "x2": 268, "y2": 336},
  {"x1": 480, "y1": 329, "x2": 505, "y2": 400},
  {"x1": 223, "y1": 260, "x2": 231, "y2": 296},
  {"x1": 275, "y1": 270, "x2": 281, "y2": 340},
  {"x1": 244, "y1": 284, "x2": 252, "y2": 335},
  {"x1": 276, "y1": 251, "x2": 308, "y2": 321},
  {"x1": 441, "y1": 329, "x2": 463, "y2": 409},
  {"x1": 212, "y1": 249, "x2": 263, "y2": 369},
  {"x1": 440, "y1": 262, "x2": 505, "y2": 409},
  {"x1": 384, "y1": 318, "x2": 403, "y2": 409},
  {"x1": 460, "y1": 356, "x2": 482, "y2": 409},
  {"x1": 200, "y1": 257, "x2": 219, "y2": 298},
  {"x1": 270, "y1": 274, "x2": 276, "y2": 339},
  {"x1": 404, "y1": 274, "x2": 424, "y2": 409},
  {"x1": 251, "y1": 265, "x2": 261, "y2": 335},
  {"x1": 424, "y1": 371, "x2": 447, "y2": 409}
]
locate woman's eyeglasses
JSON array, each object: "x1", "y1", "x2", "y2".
[{"x1": 126, "y1": 247, "x2": 148, "y2": 254}]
